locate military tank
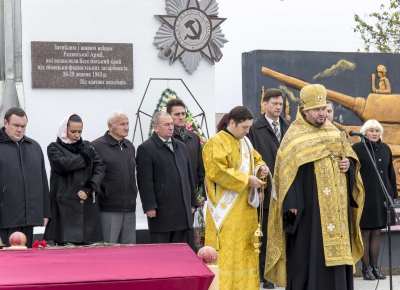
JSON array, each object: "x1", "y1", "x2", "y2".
[{"x1": 261, "y1": 66, "x2": 400, "y2": 193}]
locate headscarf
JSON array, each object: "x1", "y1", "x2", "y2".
[
  {"x1": 56, "y1": 114, "x2": 84, "y2": 153},
  {"x1": 57, "y1": 114, "x2": 79, "y2": 144}
]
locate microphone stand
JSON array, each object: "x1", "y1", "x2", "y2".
[{"x1": 359, "y1": 135, "x2": 400, "y2": 290}]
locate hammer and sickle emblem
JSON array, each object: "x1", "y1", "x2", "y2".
[{"x1": 184, "y1": 19, "x2": 202, "y2": 40}]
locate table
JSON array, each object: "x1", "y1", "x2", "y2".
[{"x1": 0, "y1": 243, "x2": 214, "y2": 289}]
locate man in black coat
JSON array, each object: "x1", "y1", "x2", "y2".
[
  {"x1": 0, "y1": 107, "x2": 50, "y2": 248},
  {"x1": 247, "y1": 88, "x2": 290, "y2": 289},
  {"x1": 166, "y1": 99, "x2": 205, "y2": 206},
  {"x1": 92, "y1": 110, "x2": 138, "y2": 244},
  {"x1": 166, "y1": 99, "x2": 205, "y2": 251},
  {"x1": 136, "y1": 112, "x2": 198, "y2": 244}
]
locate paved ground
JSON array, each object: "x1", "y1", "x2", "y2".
[{"x1": 259, "y1": 275, "x2": 400, "y2": 289}]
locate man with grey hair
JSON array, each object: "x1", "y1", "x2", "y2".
[
  {"x1": 92, "y1": 110, "x2": 138, "y2": 244},
  {"x1": 136, "y1": 112, "x2": 198, "y2": 244}
]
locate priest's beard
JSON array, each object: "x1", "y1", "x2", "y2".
[
  {"x1": 306, "y1": 118, "x2": 326, "y2": 127},
  {"x1": 304, "y1": 113, "x2": 326, "y2": 127}
]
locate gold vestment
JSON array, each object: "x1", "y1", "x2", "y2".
[
  {"x1": 203, "y1": 131, "x2": 266, "y2": 290},
  {"x1": 265, "y1": 111, "x2": 365, "y2": 287}
]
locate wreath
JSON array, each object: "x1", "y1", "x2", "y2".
[{"x1": 148, "y1": 88, "x2": 207, "y2": 148}]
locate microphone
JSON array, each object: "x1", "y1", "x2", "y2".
[{"x1": 349, "y1": 131, "x2": 365, "y2": 137}]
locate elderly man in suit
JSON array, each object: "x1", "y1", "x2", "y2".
[
  {"x1": 136, "y1": 112, "x2": 198, "y2": 243},
  {"x1": 247, "y1": 88, "x2": 290, "y2": 289}
]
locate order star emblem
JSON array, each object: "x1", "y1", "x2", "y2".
[{"x1": 154, "y1": 0, "x2": 228, "y2": 74}]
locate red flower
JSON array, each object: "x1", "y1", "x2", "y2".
[
  {"x1": 32, "y1": 241, "x2": 40, "y2": 249},
  {"x1": 32, "y1": 240, "x2": 49, "y2": 249},
  {"x1": 40, "y1": 240, "x2": 48, "y2": 248},
  {"x1": 186, "y1": 124, "x2": 194, "y2": 130}
]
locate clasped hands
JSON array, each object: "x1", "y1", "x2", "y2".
[{"x1": 249, "y1": 165, "x2": 269, "y2": 188}]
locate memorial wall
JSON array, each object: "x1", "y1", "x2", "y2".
[{"x1": 20, "y1": 0, "x2": 216, "y2": 231}]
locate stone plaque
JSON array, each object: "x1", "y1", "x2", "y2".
[{"x1": 31, "y1": 41, "x2": 133, "y2": 89}]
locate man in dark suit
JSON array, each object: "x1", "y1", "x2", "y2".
[
  {"x1": 166, "y1": 99, "x2": 205, "y2": 206},
  {"x1": 247, "y1": 88, "x2": 290, "y2": 289},
  {"x1": 136, "y1": 112, "x2": 198, "y2": 244},
  {"x1": 166, "y1": 99, "x2": 205, "y2": 251}
]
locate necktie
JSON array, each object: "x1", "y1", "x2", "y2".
[
  {"x1": 165, "y1": 141, "x2": 172, "y2": 150},
  {"x1": 272, "y1": 121, "x2": 281, "y2": 142}
]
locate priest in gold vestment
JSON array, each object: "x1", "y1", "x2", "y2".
[
  {"x1": 265, "y1": 84, "x2": 365, "y2": 290},
  {"x1": 203, "y1": 106, "x2": 269, "y2": 290}
]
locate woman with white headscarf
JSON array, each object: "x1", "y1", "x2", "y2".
[{"x1": 44, "y1": 114, "x2": 105, "y2": 245}]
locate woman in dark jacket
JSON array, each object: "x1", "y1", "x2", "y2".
[
  {"x1": 352, "y1": 119, "x2": 397, "y2": 281},
  {"x1": 44, "y1": 114, "x2": 105, "y2": 245}
]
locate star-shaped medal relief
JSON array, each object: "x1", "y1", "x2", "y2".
[{"x1": 154, "y1": 0, "x2": 228, "y2": 74}]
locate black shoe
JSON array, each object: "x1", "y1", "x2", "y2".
[
  {"x1": 362, "y1": 266, "x2": 376, "y2": 280},
  {"x1": 262, "y1": 280, "x2": 275, "y2": 289},
  {"x1": 371, "y1": 264, "x2": 386, "y2": 279}
]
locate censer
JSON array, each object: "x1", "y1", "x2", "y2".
[{"x1": 249, "y1": 178, "x2": 266, "y2": 253}]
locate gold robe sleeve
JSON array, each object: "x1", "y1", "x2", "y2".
[{"x1": 253, "y1": 148, "x2": 265, "y2": 175}]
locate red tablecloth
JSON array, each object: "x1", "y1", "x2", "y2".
[{"x1": 0, "y1": 243, "x2": 214, "y2": 289}]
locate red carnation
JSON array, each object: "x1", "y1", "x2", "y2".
[
  {"x1": 32, "y1": 240, "x2": 40, "y2": 249},
  {"x1": 32, "y1": 240, "x2": 49, "y2": 249},
  {"x1": 40, "y1": 240, "x2": 48, "y2": 248}
]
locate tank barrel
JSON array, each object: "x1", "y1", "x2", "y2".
[
  {"x1": 261, "y1": 67, "x2": 364, "y2": 111},
  {"x1": 261, "y1": 66, "x2": 400, "y2": 123}
]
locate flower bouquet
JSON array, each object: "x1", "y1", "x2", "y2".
[
  {"x1": 194, "y1": 186, "x2": 205, "y2": 252},
  {"x1": 148, "y1": 88, "x2": 207, "y2": 148},
  {"x1": 186, "y1": 115, "x2": 207, "y2": 149}
]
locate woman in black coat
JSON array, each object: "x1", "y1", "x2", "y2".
[
  {"x1": 352, "y1": 119, "x2": 397, "y2": 281},
  {"x1": 44, "y1": 114, "x2": 105, "y2": 245}
]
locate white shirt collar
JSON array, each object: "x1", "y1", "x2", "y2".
[
  {"x1": 265, "y1": 115, "x2": 279, "y2": 127},
  {"x1": 158, "y1": 136, "x2": 172, "y2": 143}
]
